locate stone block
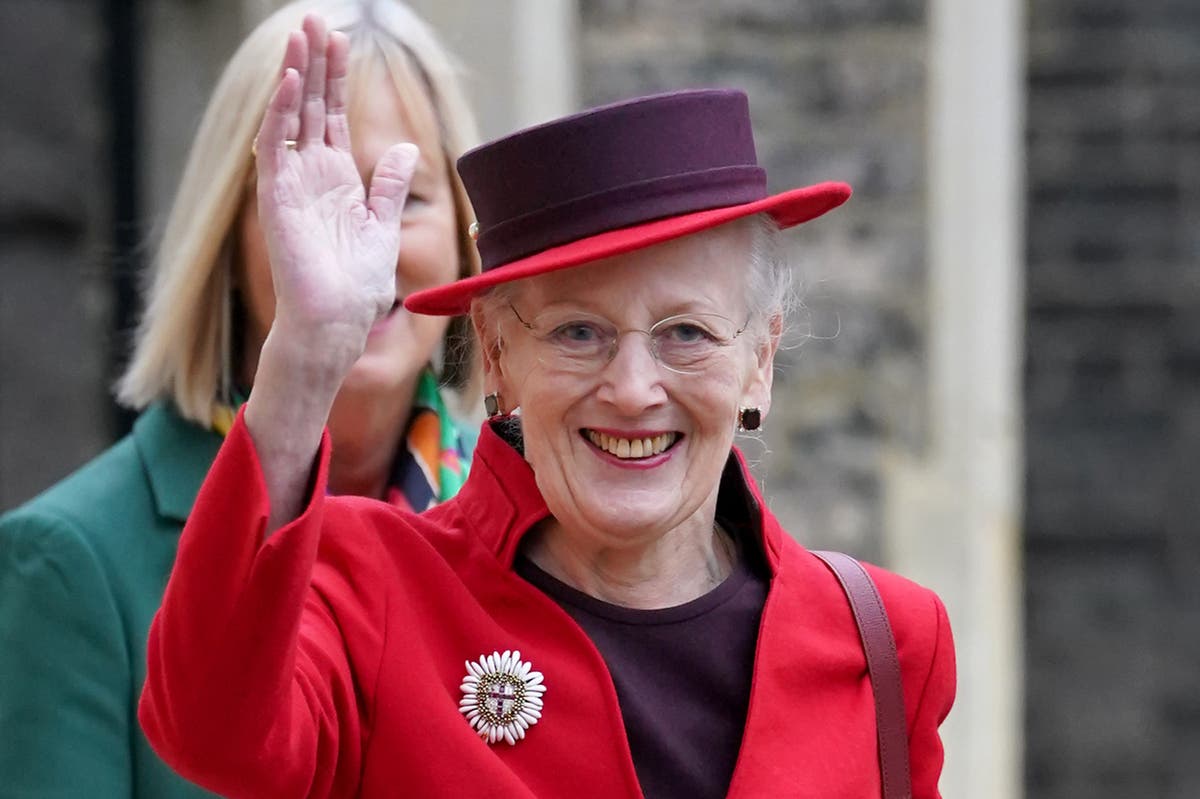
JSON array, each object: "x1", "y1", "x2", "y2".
[
  {"x1": 1029, "y1": 27, "x2": 1200, "y2": 84},
  {"x1": 1030, "y1": 0, "x2": 1200, "y2": 30},
  {"x1": 767, "y1": 122, "x2": 924, "y2": 200},
  {"x1": 1025, "y1": 421, "x2": 1170, "y2": 542},
  {"x1": 1027, "y1": 198, "x2": 1181, "y2": 267},
  {"x1": 1024, "y1": 547, "x2": 1169, "y2": 798},
  {"x1": 708, "y1": 0, "x2": 924, "y2": 32},
  {"x1": 1163, "y1": 383, "x2": 1200, "y2": 598},
  {"x1": 1025, "y1": 309, "x2": 1173, "y2": 421}
]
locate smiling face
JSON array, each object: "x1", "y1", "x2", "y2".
[
  {"x1": 477, "y1": 221, "x2": 779, "y2": 551},
  {"x1": 236, "y1": 63, "x2": 460, "y2": 396}
]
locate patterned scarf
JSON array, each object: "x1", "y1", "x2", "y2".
[
  {"x1": 211, "y1": 370, "x2": 470, "y2": 512},
  {"x1": 385, "y1": 370, "x2": 470, "y2": 511}
]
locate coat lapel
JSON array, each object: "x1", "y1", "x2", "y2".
[{"x1": 132, "y1": 403, "x2": 224, "y2": 522}]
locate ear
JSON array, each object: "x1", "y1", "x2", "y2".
[
  {"x1": 469, "y1": 301, "x2": 502, "y2": 379},
  {"x1": 741, "y1": 312, "x2": 782, "y2": 419},
  {"x1": 469, "y1": 300, "x2": 513, "y2": 402}
]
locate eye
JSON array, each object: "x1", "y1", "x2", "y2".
[
  {"x1": 661, "y1": 320, "x2": 716, "y2": 344},
  {"x1": 550, "y1": 320, "x2": 606, "y2": 344}
]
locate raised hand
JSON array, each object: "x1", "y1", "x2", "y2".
[
  {"x1": 254, "y1": 14, "x2": 418, "y2": 378},
  {"x1": 245, "y1": 14, "x2": 420, "y2": 532}
]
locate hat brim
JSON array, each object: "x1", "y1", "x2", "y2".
[{"x1": 404, "y1": 181, "x2": 851, "y2": 316}]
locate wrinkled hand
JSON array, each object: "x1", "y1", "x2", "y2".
[{"x1": 254, "y1": 14, "x2": 417, "y2": 377}]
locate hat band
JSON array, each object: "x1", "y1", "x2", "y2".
[{"x1": 474, "y1": 165, "x2": 767, "y2": 271}]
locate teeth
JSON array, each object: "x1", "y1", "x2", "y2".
[{"x1": 585, "y1": 430, "x2": 677, "y2": 459}]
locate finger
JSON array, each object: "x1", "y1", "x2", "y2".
[
  {"x1": 300, "y1": 14, "x2": 328, "y2": 145},
  {"x1": 279, "y1": 30, "x2": 306, "y2": 143},
  {"x1": 367, "y1": 143, "x2": 420, "y2": 230},
  {"x1": 325, "y1": 30, "x2": 351, "y2": 152},
  {"x1": 256, "y1": 67, "x2": 303, "y2": 180}
]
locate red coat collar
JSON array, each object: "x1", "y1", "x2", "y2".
[{"x1": 449, "y1": 418, "x2": 784, "y2": 574}]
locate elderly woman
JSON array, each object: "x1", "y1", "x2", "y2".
[
  {"x1": 139, "y1": 14, "x2": 956, "y2": 799},
  {"x1": 0, "y1": 3, "x2": 479, "y2": 796}
]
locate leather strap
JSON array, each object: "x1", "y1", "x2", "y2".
[{"x1": 812, "y1": 551, "x2": 911, "y2": 799}]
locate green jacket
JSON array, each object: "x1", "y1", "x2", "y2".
[{"x1": 0, "y1": 404, "x2": 222, "y2": 798}]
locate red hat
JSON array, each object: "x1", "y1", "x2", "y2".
[{"x1": 404, "y1": 89, "x2": 851, "y2": 316}]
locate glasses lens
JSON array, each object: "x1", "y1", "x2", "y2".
[
  {"x1": 651, "y1": 314, "x2": 738, "y2": 373},
  {"x1": 510, "y1": 306, "x2": 741, "y2": 374},
  {"x1": 519, "y1": 310, "x2": 616, "y2": 372}
]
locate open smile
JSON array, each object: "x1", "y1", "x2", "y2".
[{"x1": 582, "y1": 429, "x2": 680, "y2": 460}]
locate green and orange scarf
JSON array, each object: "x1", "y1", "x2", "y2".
[{"x1": 213, "y1": 370, "x2": 471, "y2": 512}]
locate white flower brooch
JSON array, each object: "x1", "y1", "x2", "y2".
[{"x1": 459, "y1": 650, "x2": 546, "y2": 745}]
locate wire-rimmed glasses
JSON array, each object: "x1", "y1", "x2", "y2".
[{"x1": 507, "y1": 303, "x2": 749, "y2": 375}]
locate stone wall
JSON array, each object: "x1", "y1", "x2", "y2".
[
  {"x1": 1024, "y1": 0, "x2": 1200, "y2": 796},
  {"x1": 580, "y1": 0, "x2": 932, "y2": 561}
]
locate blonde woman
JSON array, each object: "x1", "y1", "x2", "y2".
[{"x1": 0, "y1": 2, "x2": 480, "y2": 796}]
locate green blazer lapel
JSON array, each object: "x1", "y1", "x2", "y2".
[{"x1": 133, "y1": 403, "x2": 224, "y2": 522}]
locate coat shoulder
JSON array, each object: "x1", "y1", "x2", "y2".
[
  {"x1": 858, "y1": 561, "x2": 951, "y2": 660},
  {"x1": 861, "y1": 562, "x2": 945, "y2": 627},
  {"x1": 857, "y1": 560, "x2": 956, "y2": 740},
  {"x1": 1, "y1": 434, "x2": 148, "y2": 545},
  {"x1": 0, "y1": 421, "x2": 188, "y2": 598},
  {"x1": 777, "y1": 540, "x2": 955, "y2": 717}
]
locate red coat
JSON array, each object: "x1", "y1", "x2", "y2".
[{"x1": 140, "y1": 414, "x2": 955, "y2": 798}]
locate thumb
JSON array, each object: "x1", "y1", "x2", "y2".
[{"x1": 367, "y1": 142, "x2": 420, "y2": 228}]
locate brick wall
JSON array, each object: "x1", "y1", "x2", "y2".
[
  {"x1": 1024, "y1": 0, "x2": 1200, "y2": 796},
  {"x1": 580, "y1": 0, "x2": 931, "y2": 560}
]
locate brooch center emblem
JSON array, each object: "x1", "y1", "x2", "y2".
[{"x1": 459, "y1": 650, "x2": 546, "y2": 745}]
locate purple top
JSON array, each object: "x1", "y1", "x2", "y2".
[{"x1": 515, "y1": 466, "x2": 770, "y2": 799}]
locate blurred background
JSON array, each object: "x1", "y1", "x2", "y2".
[{"x1": 1, "y1": 0, "x2": 1197, "y2": 796}]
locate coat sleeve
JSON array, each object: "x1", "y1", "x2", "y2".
[
  {"x1": 0, "y1": 508, "x2": 134, "y2": 796},
  {"x1": 139, "y1": 410, "x2": 380, "y2": 799},
  {"x1": 908, "y1": 592, "x2": 957, "y2": 799}
]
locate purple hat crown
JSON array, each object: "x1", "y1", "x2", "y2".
[{"x1": 457, "y1": 89, "x2": 769, "y2": 272}]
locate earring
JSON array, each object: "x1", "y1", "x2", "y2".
[
  {"x1": 484, "y1": 392, "x2": 503, "y2": 418},
  {"x1": 738, "y1": 407, "x2": 761, "y2": 431}
]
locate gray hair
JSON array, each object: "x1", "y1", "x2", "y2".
[{"x1": 742, "y1": 213, "x2": 793, "y2": 343}]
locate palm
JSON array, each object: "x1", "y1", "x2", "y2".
[
  {"x1": 253, "y1": 17, "x2": 417, "y2": 368},
  {"x1": 264, "y1": 150, "x2": 395, "y2": 332}
]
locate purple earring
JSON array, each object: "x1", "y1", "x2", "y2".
[
  {"x1": 484, "y1": 393, "x2": 503, "y2": 417},
  {"x1": 738, "y1": 407, "x2": 761, "y2": 431}
]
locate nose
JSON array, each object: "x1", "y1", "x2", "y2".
[{"x1": 594, "y1": 331, "x2": 668, "y2": 413}]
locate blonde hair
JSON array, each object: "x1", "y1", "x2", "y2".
[{"x1": 117, "y1": 0, "x2": 481, "y2": 425}]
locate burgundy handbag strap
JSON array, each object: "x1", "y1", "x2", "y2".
[{"x1": 812, "y1": 551, "x2": 911, "y2": 799}]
